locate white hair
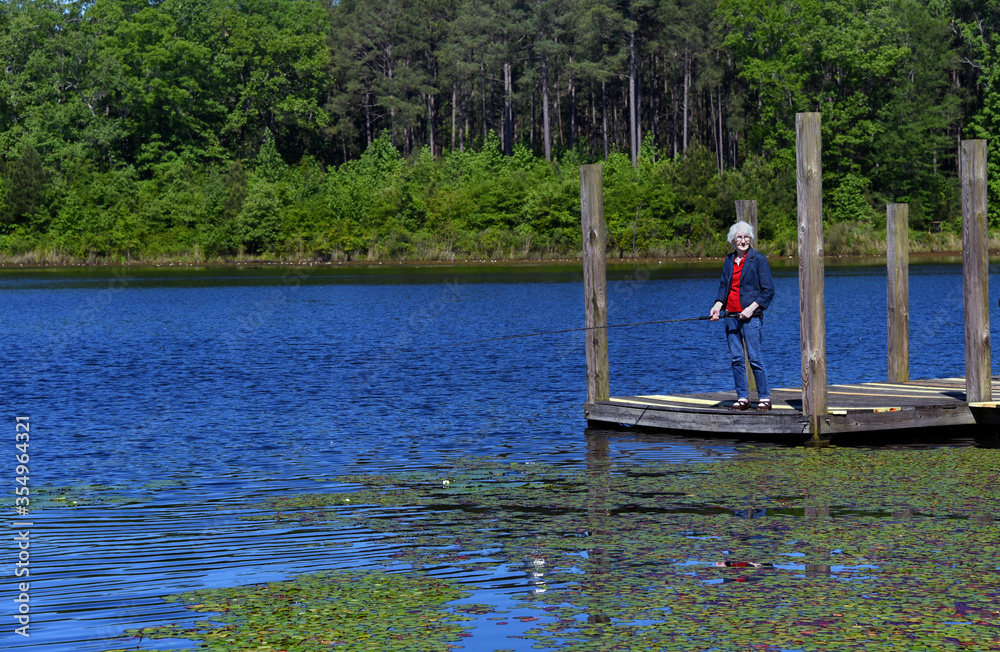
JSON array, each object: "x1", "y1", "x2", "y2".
[{"x1": 727, "y1": 221, "x2": 755, "y2": 245}]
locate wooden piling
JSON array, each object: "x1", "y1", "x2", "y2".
[
  {"x1": 961, "y1": 140, "x2": 991, "y2": 403},
  {"x1": 735, "y1": 200, "x2": 759, "y2": 394},
  {"x1": 886, "y1": 203, "x2": 909, "y2": 383},
  {"x1": 581, "y1": 164, "x2": 609, "y2": 405},
  {"x1": 735, "y1": 200, "x2": 758, "y2": 246},
  {"x1": 796, "y1": 113, "x2": 827, "y2": 437}
]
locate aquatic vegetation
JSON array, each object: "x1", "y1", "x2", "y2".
[
  {"x1": 1, "y1": 483, "x2": 143, "y2": 508},
  {"x1": 2, "y1": 477, "x2": 186, "y2": 509},
  {"x1": 108, "y1": 447, "x2": 1000, "y2": 650},
  {"x1": 103, "y1": 570, "x2": 474, "y2": 652}
]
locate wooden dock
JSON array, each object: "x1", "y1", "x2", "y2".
[
  {"x1": 577, "y1": 121, "x2": 996, "y2": 442},
  {"x1": 585, "y1": 377, "x2": 1000, "y2": 436}
]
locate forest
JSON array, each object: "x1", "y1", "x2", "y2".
[{"x1": 1, "y1": 0, "x2": 999, "y2": 262}]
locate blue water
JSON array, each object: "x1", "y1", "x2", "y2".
[{"x1": 0, "y1": 259, "x2": 996, "y2": 651}]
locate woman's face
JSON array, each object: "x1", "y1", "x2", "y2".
[{"x1": 733, "y1": 233, "x2": 751, "y2": 255}]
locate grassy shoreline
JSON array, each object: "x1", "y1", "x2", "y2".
[
  {"x1": 1, "y1": 220, "x2": 989, "y2": 269},
  {"x1": 0, "y1": 249, "x2": 977, "y2": 271}
]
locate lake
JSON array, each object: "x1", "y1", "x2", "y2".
[{"x1": 2, "y1": 260, "x2": 999, "y2": 651}]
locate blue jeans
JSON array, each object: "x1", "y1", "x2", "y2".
[{"x1": 724, "y1": 316, "x2": 770, "y2": 401}]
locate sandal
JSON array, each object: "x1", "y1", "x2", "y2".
[
  {"x1": 756, "y1": 400, "x2": 772, "y2": 412},
  {"x1": 729, "y1": 399, "x2": 751, "y2": 411}
]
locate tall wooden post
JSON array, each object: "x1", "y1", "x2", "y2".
[
  {"x1": 961, "y1": 140, "x2": 991, "y2": 403},
  {"x1": 796, "y1": 113, "x2": 827, "y2": 437},
  {"x1": 735, "y1": 200, "x2": 758, "y2": 247},
  {"x1": 735, "y1": 200, "x2": 758, "y2": 393},
  {"x1": 886, "y1": 203, "x2": 909, "y2": 383},
  {"x1": 581, "y1": 164, "x2": 609, "y2": 405}
]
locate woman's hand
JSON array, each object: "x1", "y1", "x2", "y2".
[
  {"x1": 740, "y1": 301, "x2": 760, "y2": 320},
  {"x1": 709, "y1": 301, "x2": 723, "y2": 321}
]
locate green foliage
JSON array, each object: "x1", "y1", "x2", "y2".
[
  {"x1": 49, "y1": 163, "x2": 142, "y2": 258},
  {"x1": 235, "y1": 182, "x2": 282, "y2": 255},
  {"x1": 0, "y1": 145, "x2": 52, "y2": 229},
  {"x1": 0, "y1": 134, "x2": 932, "y2": 261},
  {"x1": 1, "y1": 0, "x2": 997, "y2": 260},
  {"x1": 717, "y1": 156, "x2": 797, "y2": 254},
  {"x1": 717, "y1": 0, "x2": 966, "y2": 228},
  {"x1": 827, "y1": 172, "x2": 876, "y2": 223},
  {"x1": 954, "y1": 0, "x2": 1000, "y2": 227}
]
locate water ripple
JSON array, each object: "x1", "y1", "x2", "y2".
[{"x1": 2, "y1": 263, "x2": 996, "y2": 651}]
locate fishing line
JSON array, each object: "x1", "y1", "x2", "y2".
[
  {"x1": 397, "y1": 314, "x2": 724, "y2": 354},
  {"x1": 632, "y1": 405, "x2": 651, "y2": 428}
]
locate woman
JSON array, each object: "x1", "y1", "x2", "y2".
[{"x1": 709, "y1": 222, "x2": 775, "y2": 411}]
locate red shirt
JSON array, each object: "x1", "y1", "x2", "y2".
[{"x1": 726, "y1": 257, "x2": 744, "y2": 312}]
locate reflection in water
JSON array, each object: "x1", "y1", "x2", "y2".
[
  {"x1": 806, "y1": 563, "x2": 833, "y2": 576},
  {"x1": 734, "y1": 507, "x2": 768, "y2": 519},
  {"x1": 585, "y1": 429, "x2": 613, "y2": 625},
  {"x1": 526, "y1": 555, "x2": 547, "y2": 594},
  {"x1": 805, "y1": 505, "x2": 831, "y2": 518}
]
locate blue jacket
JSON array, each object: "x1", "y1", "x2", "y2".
[{"x1": 714, "y1": 247, "x2": 775, "y2": 311}]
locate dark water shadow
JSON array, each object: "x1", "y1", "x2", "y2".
[
  {"x1": 585, "y1": 423, "x2": 1000, "y2": 450},
  {"x1": 820, "y1": 425, "x2": 1000, "y2": 449}
]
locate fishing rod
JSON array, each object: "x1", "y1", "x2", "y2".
[{"x1": 397, "y1": 311, "x2": 755, "y2": 353}]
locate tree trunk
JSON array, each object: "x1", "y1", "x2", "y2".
[
  {"x1": 481, "y1": 62, "x2": 487, "y2": 142},
  {"x1": 365, "y1": 90, "x2": 372, "y2": 148},
  {"x1": 427, "y1": 93, "x2": 436, "y2": 155},
  {"x1": 530, "y1": 82, "x2": 536, "y2": 155},
  {"x1": 683, "y1": 44, "x2": 690, "y2": 153},
  {"x1": 451, "y1": 82, "x2": 457, "y2": 153},
  {"x1": 709, "y1": 86, "x2": 719, "y2": 173},
  {"x1": 458, "y1": 84, "x2": 475, "y2": 152},
  {"x1": 718, "y1": 84, "x2": 724, "y2": 171},
  {"x1": 611, "y1": 91, "x2": 616, "y2": 153},
  {"x1": 461, "y1": 82, "x2": 467, "y2": 152},
  {"x1": 428, "y1": 53, "x2": 438, "y2": 155},
  {"x1": 629, "y1": 21, "x2": 638, "y2": 167},
  {"x1": 591, "y1": 84, "x2": 597, "y2": 157},
  {"x1": 671, "y1": 52, "x2": 678, "y2": 158},
  {"x1": 542, "y1": 48, "x2": 552, "y2": 161},
  {"x1": 602, "y1": 79, "x2": 608, "y2": 160},
  {"x1": 568, "y1": 55, "x2": 576, "y2": 150},
  {"x1": 386, "y1": 47, "x2": 397, "y2": 148},
  {"x1": 636, "y1": 43, "x2": 642, "y2": 155},
  {"x1": 504, "y1": 61, "x2": 513, "y2": 156},
  {"x1": 651, "y1": 55, "x2": 658, "y2": 146},
  {"x1": 701, "y1": 88, "x2": 707, "y2": 148},
  {"x1": 389, "y1": 112, "x2": 397, "y2": 149},
  {"x1": 555, "y1": 66, "x2": 563, "y2": 148}
]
